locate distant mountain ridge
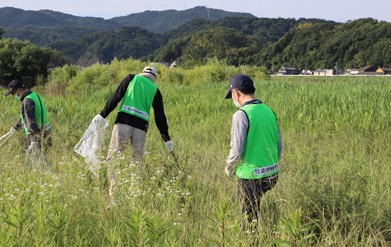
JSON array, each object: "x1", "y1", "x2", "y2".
[
  {"x1": 5, "y1": 6, "x2": 382, "y2": 71},
  {"x1": 161, "y1": 17, "x2": 337, "y2": 46},
  {"x1": 4, "y1": 26, "x2": 99, "y2": 47},
  {"x1": 110, "y1": 6, "x2": 256, "y2": 33},
  {"x1": 0, "y1": 7, "x2": 120, "y2": 30},
  {"x1": 0, "y1": 6, "x2": 255, "y2": 33},
  {"x1": 42, "y1": 16, "x2": 335, "y2": 66}
]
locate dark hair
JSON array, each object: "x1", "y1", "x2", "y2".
[{"x1": 236, "y1": 86, "x2": 255, "y2": 95}]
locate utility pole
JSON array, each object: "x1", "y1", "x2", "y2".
[
  {"x1": 354, "y1": 61, "x2": 356, "y2": 69},
  {"x1": 384, "y1": 59, "x2": 386, "y2": 70},
  {"x1": 206, "y1": 5, "x2": 209, "y2": 19},
  {"x1": 335, "y1": 62, "x2": 338, "y2": 76},
  {"x1": 150, "y1": 4, "x2": 152, "y2": 11}
]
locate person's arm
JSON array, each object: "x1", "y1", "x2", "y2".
[
  {"x1": 226, "y1": 110, "x2": 248, "y2": 176},
  {"x1": 99, "y1": 74, "x2": 134, "y2": 118},
  {"x1": 152, "y1": 89, "x2": 171, "y2": 142},
  {"x1": 22, "y1": 98, "x2": 41, "y2": 135},
  {"x1": 12, "y1": 117, "x2": 22, "y2": 130},
  {"x1": 277, "y1": 122, "x2": 282, "y2": 160}
]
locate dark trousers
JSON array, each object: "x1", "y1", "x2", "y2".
[{"x1": 238, "y1": 173, "x2": 278, "y2": 226}]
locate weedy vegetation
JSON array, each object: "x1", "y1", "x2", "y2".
[{"x1": 0, "y1": 58, "x2": 390, "y2": 246}]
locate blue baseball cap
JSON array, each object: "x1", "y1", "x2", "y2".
[
  {"x1": 224, "y1": 74, "x2": 254, "y2": 99},
  {"x1": 4, "y1": 80, "x2": 25, "y2": 96}
]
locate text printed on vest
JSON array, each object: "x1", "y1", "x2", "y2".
[
  {"x1": 122, "y1": 105, "x2": 149, "y2": 119},
  {"x1": 254, "y1": 163, "x2": 278, "y2": 176}
]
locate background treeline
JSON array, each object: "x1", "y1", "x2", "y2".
[
  {"x1": 44, "y1": 17, "x2": 336, "y2": 66},
  {"x1": 144, "y1": 27, "x2": 263, "y2": 68},
  {"x1": 0, "y1": 30, "x2": 66, "y2": 87},
  {"x1": 147, "y1": 18, "x2": 391, "y2": 69},
  {"x1": 252, "y1": 18, "x2": 391, "y2": 69},
  {"x1": 47, "y1": 26, "x2": 163, "y2": 65},
  {"x1": 2, "y1": 6, "x2": 391, "y2": 77},
  {"x1": 160, "y1": 17, "x2": 336, "y2": 46},
  {"x1": 1, "y1": 6, "x2": 337, "y2": 67},
  {"x1": 3, "y1": 26, "x2": 99, "y2": 47}
]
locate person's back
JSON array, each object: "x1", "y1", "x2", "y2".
[
  {"x1": 4, "y1": 79, "x2": 52, "y2": 169},
  {"x1": 236, "y1": 103, "x2": 279, "y2": 179},
  {"x1": 118, "y1": 75, "x2": 157, "y2": 122},
  {"x1": 224, "y1": 74, "x2": 282, "y2": 230},
  {"x1": 92, "y1": 66, "x2": 174, "y2": 202}
]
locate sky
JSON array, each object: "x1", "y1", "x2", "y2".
[{"x1": 2, "y1": 0, "x2": 391, "y2": 23}]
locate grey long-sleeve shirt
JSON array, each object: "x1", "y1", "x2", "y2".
[
  {"x1": 226, "y1": 101, "x2": 282, "y2": 172},
  {"x1": 13, "y1": 90, "x2": 41, "y2": 135}
]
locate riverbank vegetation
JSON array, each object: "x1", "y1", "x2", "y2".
[{"x1": 0, "y1": 65, "x2": 390, "y2": 245}]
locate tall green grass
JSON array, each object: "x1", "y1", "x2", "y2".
[
  {"x1": 0, "y1": 71, "x2": 390, "y2": 245},
  {"x1": 47, "y1": 57, "x2": 270, "y2": 91}
]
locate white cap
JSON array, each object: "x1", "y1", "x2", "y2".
[{"x1": 142, "y1": 66, "x2": 157, "y2": 77}]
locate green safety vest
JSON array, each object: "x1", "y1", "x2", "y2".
[
  {"x1": 20, "y1": 92, "x2": 51, "y2": 135},
  {"x1": 118, "y1": 75, "x2": 157, "y2": 122},
  {"x1": 235, "y1": 103, "x2": 279, "y2": 179}
]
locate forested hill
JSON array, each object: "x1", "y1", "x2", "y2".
[
  {"x1": 251, "y1": 18, "x2": 391, "y2": 70},
  {"x1": 110, "y1": 6, "x2": 256, "y2": 33},
  {"x1": 4, "y1": 14, "x2": 334, "y2": 48},
  {"x1": 0, "y1": 7, "x2": 120, "y2": 30},
  {"x1": 3, "y1": 26, "x2": 99, "y2": 47},
  {"x1": 3, "y1": 6, "x2": 387, "y2": 70},
  {"x1": 144, "y1": 17, "x2": 337, "y2": 65},
  {"x1": 42, "y1": 16, "x2": 336, "y2": 66},
  {"x1": 147, "y1": 18, "x2": 391, "y2": 70},
  {"x1": 145, "y1": 27, "x2": 263, "y2": 68},
  {"x1": 47, "y1": 26, "x2": 163, "y2": 65},
  {"x1": 161, "y1": 17, "x2": 337, "y2": 46}
]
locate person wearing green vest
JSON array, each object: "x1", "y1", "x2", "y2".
[
  {"x1": 93, "y1": 66, "x2": 173, "y2": 200},
  {"x1": 224, "y1": 74, "x2": 282, "y2": 230},
  {"x1": 4, "y1": 79, "x2": 52, "y2": 169}
]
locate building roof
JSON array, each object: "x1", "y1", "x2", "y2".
[
  {"x1": 359, "y1": 65, "x2": 376, "y2": 72},
  {"x1": 379, "y1": 67, "x2": 391, "y2": 72},
  {"x1": 314, "y1": 69, "x2": 327, "y2": 72},
  {"x1": 281, "y1": 66, "x2": 299, "y2": 71}
]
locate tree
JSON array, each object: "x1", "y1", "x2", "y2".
[
  {"x1": 0, "y1": 38, "x2": 67, "y2": 87},
  {"x1": 0, "y1": 27, "x2": 5, "y2": 38}
]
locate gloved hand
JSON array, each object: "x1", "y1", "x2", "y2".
[
  {"x1": 165, "y1": 140, "x2": 174, "y2": 152},
  {"x1": 27, "y1": 142, "x2": 40, "y2": 153},
  {"x1": 10, "y1": 127, "x2": 17, "y2": 135},
  {"x1": 225, "y1": 165, "x2": 234, "y2": 179},
  {"x1": 93, "y1": 114, "x2": 104, "y2": 123}
]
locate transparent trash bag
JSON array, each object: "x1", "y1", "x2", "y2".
[{"x1": 74, "y1": 119, "x2": 109, "y2": 176}]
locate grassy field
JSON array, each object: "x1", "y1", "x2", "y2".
[{"x1": 0, "y1": 72, "x2": 390, "y2": 246}]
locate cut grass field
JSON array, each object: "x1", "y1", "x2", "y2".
[{"x1": 0, "y1": 74, "x2": 390, "y2": 246}]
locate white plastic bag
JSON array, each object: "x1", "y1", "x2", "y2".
[{"x1": 74, "y1": 119, "x2": 109, "y2": 176}]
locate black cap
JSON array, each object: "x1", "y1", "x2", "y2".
[
  {"x1": 224, "y1": 74, "x2": 254, "y2": 99},
  {"x1": 4, "y1": 80, "x2": 25, "y2": 96}
]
